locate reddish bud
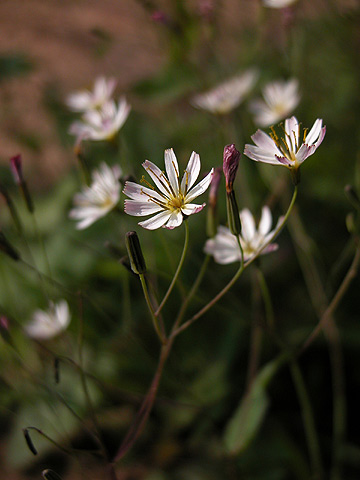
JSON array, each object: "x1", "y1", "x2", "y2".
[
  {"x1": 10, "y1": 154, "x2": 23, "y2": 185},
  {"x1": 223, "y1": 144, "x2": 240, "y2": 193}
]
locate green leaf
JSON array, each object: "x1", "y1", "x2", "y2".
[{"x1": 224, "y1": 355, "x2": 286, "y2": 455}]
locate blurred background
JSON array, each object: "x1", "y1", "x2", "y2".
[{"x1": 1, "y1": 0, "x2": 360, "y2": 479}]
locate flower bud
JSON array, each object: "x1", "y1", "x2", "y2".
[
  {"x1": 125, "y1": 231, "x2": 147, "y2": 275},
  {"x1": 223, "y1": 144, "x2": 240, "y2": 193},
  {"x1": 23, "y1": 428, "x2": 37, "y2": 455},
  {"x1": 10, "y1": 154, "x2": 23, "y2": 185},
  {"x1": 42, "y1": 470, "x2": 63, "y2": 480},
  {"x1": 226, "y1": 190, "x2": 241, "y2": 236},
  {"x1": 0, "y1": 231, "x2": 20, "y2": 261}
]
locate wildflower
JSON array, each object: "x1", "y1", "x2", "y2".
[
  {"x1": 191, "y1": 69, "x2": 258, "y2": 115},
  {"x1": 249, "y1": 79, "x2": 300, "y2": 127},
  {"x1": 244, "y1": 116, "x2": 326, "y2": 183},
  {"x1": 69, "y1": 98, "x2": 131, "y2": 142},
  {"x1": 204, "y1": 206, "x2": 282, "y2": 264},
  {"x1": 66, "y1": 76, "x2": 117, "y2": 112},
  {"x1": 263, "y1": 0, "x2": 298, "y2": 7},
  {"x1": 25, "y1": 300, "x2": 70, "y2": 340},
  {"x1": 124, "y1": 148, "x2": 214, "y2": 230},
  {"x1": 69, "y1": 163, "x2": 121, "y2": 229}
]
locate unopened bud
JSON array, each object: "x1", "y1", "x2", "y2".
[
  {"x1": 23, "y1": 428, "x2": 37, "y2": 455},
  {"x1": 125, "y1": 231, "x2": 147, "y2": 275},
  {"x1": 207, "y1": 167, "x2": 222, "y2": 237},
  {"x1": 42, "y1": 470, "x2": 63, "y2": 480},
  {"x1": 0, "y1": 231, "x2": 20, "y2": 261},
  {"x1": 10, "y1": 154, "x2": 23, "y2": 185},
  {"x1": 223, "y1": 144, "x2": 240, "y2": 193},
  {"x1": 345, "y1": 185, "x2": 360, "y2": 210},
  {"x1": 226, "y1": 190, "x2": 241, "y2": 236}
]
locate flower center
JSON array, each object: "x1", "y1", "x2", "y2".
[{"x1": 167, "y1": 195, "x2": 185, "y2": 212}]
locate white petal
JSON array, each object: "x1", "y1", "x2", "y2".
[
  {"x1": 258, "y1": 206, "x2": 272, "y2": 235},
  {"x1": 181, "y1": 151, "x2": 200, "y2": 193},
  {"x1": 305, "y1": 119, "x2": 323, "y2": 145},
  {"x1": 240, "y1": 209, "x2": 256, "y2": 242},
  {"x1": 138, "y1": 210, "x2": 172, "y2": 230},
  {"x1": 185, "y1": 169, "x2": 214, "y2": 203},
  {"x1": 204, "y1": 233, "x2": 241, "y2": 264},
  {"x1": 181, "y1": 203, "x2": 205, "y2": 216},
  {"x1": 124, "y1": 199, "x2": 164, "y2": 216},
  {"x1": 123, "y1": 181, "x2": 165, "y2": 203},
  {"x1": 143, "y1": 160, "x2": 173, "y2": 197},
  {"x1": 164, "y1": 148, "x2": 180, "y2": 195},
  {"x1": 164, "y1": 211, "x2": 183, "y2": 229}
]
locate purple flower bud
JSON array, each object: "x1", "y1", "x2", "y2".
[
  {"x1": 151, "y1": 10, "x2": 170, "y2": 25},
  {"x1": 10, "y1": 154, "x2": 23, "y2": 185},
  {"x1": 0, "y1": 316, "x2": 9, "y2": 330},
  {"x1": 208, "y1": 167, "x2": 222, "y2": 209},
  {"x1": 223, "y1": 144, "x2": 240, "y2": 193}
]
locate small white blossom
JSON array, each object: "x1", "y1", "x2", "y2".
[
  {"x1": 123, "y1": 148, "x2": 214, "y2": 230},
  {"x1": 191, "y1": 69, "x2": 258, "y2": 115},
  {"x1": 244, "y1": 116, "x2": 326, "y2": 171},
  {"x1": 204, "y1": 206, "x2": 282, "y2": 264},
  {"x1": 69, "y1": 98, "x2": 131, "y2": 143},
  {"x1": 25, "y1": 300, "x2": 70, "y2": 340},
  {"x1": 249, "y1": 79, "x2": 300, "y2": 127},
  {"x1": 70, "y1": 163, "x2": 121, "y2": 229},
  {"x1": 66, "y1": 76, "x2": 117, "y2": 113},
  {"x1": 263, "y1": 0, "x2": 298, "y2": 7}
]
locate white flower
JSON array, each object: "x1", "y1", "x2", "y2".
[
  {"x1": 69, "y1": 98, "x2": 131, "y2": 142},
  {"x1": 123, "y1": 148, "x2": 214, "y2": 230},
  {"x1": 249, "y1": 79, "x2": 300, "y2": 127},
  {"x1": 25, "y1": 300, "x2": 70, "y2": 340},
  {"x1": 69, "y1": 163, "x2": 121, "y2": 229},
  {"x1": 204, "y1": 206, "x2": 282, "y2": 264},
  {"x1": 191, "y1": 69, "x2": 258, "y2": 115},
  {"x1": 263, "y1": 0, "x2": 298, "y2": 8},
  {"x1": 66, "y1": 76, "x2": 117, "y2": 112},
  {"x1": 244, "y1": 116, "x2": 326, "y2": 171}
]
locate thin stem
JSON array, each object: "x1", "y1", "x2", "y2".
[
  {"x1": 301, "y1": 239, "x2": 360, "y2": 352},
  {"x1": 31, "y1": 213, "x2": 52, "y2": 280},
  {"x1": 139, "y1": 273, "x2": 166, "y2": 343},
  {"x1": 155, "y1": 220, "x2": 189, "y2": 317},
  {"x1": 256, "y1": 268, "x2": 275, "y2": 329},
  {"x1": 173, "y1": 186, "x2": 298, "y2": 336},
  {"x1": 289, "y1": 361, "x2": 324, "y2": 479}
]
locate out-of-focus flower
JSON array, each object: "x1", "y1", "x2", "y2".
[
  {"x1": 10, "y1": 154, "x2": 23, "y2": 184},
  {"x1": 66, "y1": 76, "x2": 117, "y2": 112},
  {"x1": 249, "y1": 79, "x2": 300, "y2": 127},
  {"x1": 124, "y1": 148, "x2": 214, "y2": 230},
  {"x1": 69, "y1": 163, "x2": 122, "y2": 229},
  {"x1": 191, "y1": 69, "x2": 258, "y2": 115},
  {"x1": 204, "y1": 206, "x2": 282, "y2": 264},
  {"x1": 25, "y1": 300, "x2": 70, "y2": 340},
  {"x1": 223, "y1": 144, "x2": 240, "y2": 193},
  {"x1": 263, "y1": 0, "x2": 298, "y2": 7},
  {"x1": 244, "y1": 116, "x2": 326, "y2": 182},
  {"x1": 69, "y1": 98, "x2": 131, "y2": 143}
]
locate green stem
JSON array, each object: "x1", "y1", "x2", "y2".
[
  {"x1": 139, "y1": 273, "x2": 166, "y2": 343},
  {"x1": 155, "y1": 220, "x2": 189, "y2": 317},
  {"x1": 256, "y1": 268, "x2": 275, "y2": 329},
  {"x1": 173, "y1": 186, "x2": 298, "y2": 336},
  {"x1": 289, "y1": 361, "x2": 324, "y2": 479}
]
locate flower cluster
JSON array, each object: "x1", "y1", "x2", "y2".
[{"x1": 67, "y1": 76, "x2": 131, "y2": 144}]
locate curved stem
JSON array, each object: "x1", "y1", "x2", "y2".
[
  {"x1": 173, "y1": 186, "x2": 298, "y2": 336},
  {"x1": 301, "y1": 239, "x2": 360, "y2": 353},
  {"x1": 155, "y1": 220, "x2": 189, "y2": 317},
  {"x1": 139, "y1": 273, "x2": 166, "y2": 343}
]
